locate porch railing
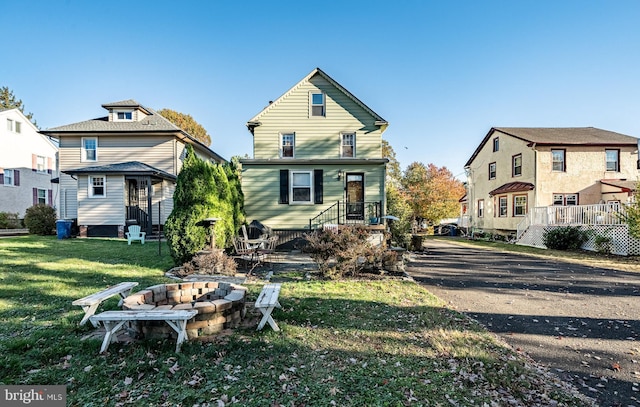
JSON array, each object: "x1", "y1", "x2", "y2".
[
  {"x1": 309, "y1": 201, "x2": 382, "y2": 230},
  {"x1": 525, "y1": 203, "x2": 624, "y2": 228}
]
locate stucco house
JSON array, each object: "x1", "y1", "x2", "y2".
[
  {"x1": 0, "y1": 108, "x2": 58, "y2": 219},
  {"x1": 463, "y1": 127, "x2": 639, "y2": 236},
  {"x1": 41, "y1": 100, "x2": 225, "y2": 238},
  {"x1": 240, "y1": 68, "x2": 389, "y2": 236}
]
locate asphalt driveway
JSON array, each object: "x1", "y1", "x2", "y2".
[{"x1": 406, "y1": 239, "x2": 640, "y2": 407}]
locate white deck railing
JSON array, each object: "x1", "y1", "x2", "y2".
[{"x1": 527, "y1": 203, "x2": 624, "y2": 227}]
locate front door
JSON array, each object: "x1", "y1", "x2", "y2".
[{"x1": 346, "y1": 173, "x2": 364, "y2": 220}]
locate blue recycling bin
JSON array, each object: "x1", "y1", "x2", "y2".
[{"x1": 56, "y1": 220, "x2": 72, "y2": 239}]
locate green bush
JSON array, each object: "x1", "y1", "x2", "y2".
[
  {"x1": 542, "y1": 226, "x2": 590, "y2": 250},
  {"x1": 0, "y1": 212, "x2": 21, "y2": 229},
  {"x1": 23, "y1": 204, "x2": 56, "y2": 235}
]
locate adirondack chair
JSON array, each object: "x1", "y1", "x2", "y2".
[{"x1": 126, "y1": 225, "x2": 146, "y2": 245}]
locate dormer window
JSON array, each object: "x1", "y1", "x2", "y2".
[
  {"x1": 310, "y1": 92, "x2": 325, "y2": 117},
  {"x1": 115, "y1": 111, "x2": 133, "y2": 121}
]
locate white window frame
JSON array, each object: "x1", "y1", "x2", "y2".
[
  {"x1": 477, "y1": 199, "x2": 484, "y2": 218},
  {"x1": 341, "y1": 132, "x2": 355, "y2": 158},
  {"x1": 88, "y1": 175, "x2": 106, "y2": 198},
  {"x1": 36, "y1": 155, "x2": 47, "y2": 173},
  {"x1": 6, "y1": 118, "x2": 21, "y2": 133},
  {"x1": 280, "y1": 133, "x2": 295, "y2": 158},
  {"x1": 3, "y1": 169, "x2": 14, "y2": 186},
  {"x1": 81, "y1": 137, "x2": 98, "y2": 162},
  {"x1": 310, "y1": 92, "x2": 325, "y2": 117},
  {"x1": 605, "y1": 149, "x2": 619, "y2": 172},
  {"x1": 290, "y1": 170, "x2": 313, "y2": 204},
  {"x1": 512, "y1": 154, "x2": 522, "y2": 177},
  {"x1": 553, "y1": 193, "x2": 578, "y2": 206},
  {"x1": 492, "y1": 137, "x2": 499, "y2": 152},
  {"x1": 114, "y1": 110, "x2": 133, "y2": 121},
  {"x1": 513, "y1": 195, "x2": 527, "y2": 217},
  {"x1": 488, "y1": 162, "x2": 496, "y2": 180},
  {"x1": 498, "y1": 196, "x2": 508, "y2": 217},
  {"x1": 37, "y1": 188, "x2": 47, "y2": 205}
]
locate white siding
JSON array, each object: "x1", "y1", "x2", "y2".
[{"x1": 77, "y1": 174, "x2": 125, "y2": 225}]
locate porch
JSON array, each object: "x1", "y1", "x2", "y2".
[{"x1": 515, "y1": 203, "x2": 640, "y2": 255}]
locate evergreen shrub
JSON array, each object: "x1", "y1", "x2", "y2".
[{"x1": 23, "y1": 204, "x2": 56, "y2": 235}]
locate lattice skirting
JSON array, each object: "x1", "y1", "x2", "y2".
[{"x1": 517, "y1": 224, "x2": 640, "y2": 256}]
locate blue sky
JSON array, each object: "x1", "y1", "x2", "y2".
[{"x1": 3, "y1": 1, "x2": 640, "y2": 179}]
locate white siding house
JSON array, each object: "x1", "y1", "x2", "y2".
[{"x1": 0, "y1": 108, "x2": 58, "y2": 219}]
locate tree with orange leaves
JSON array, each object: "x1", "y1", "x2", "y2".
[{"x1": 402, "y1": 162, "x2": 465, "y2": 225}]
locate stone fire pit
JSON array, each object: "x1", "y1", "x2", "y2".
[{"x1": 122, "y1": 281, "x2": 247, "y2": 340}]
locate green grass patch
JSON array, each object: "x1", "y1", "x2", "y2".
[{"x1": 0, "y1": 236, "x2": 590, "y2": 406}]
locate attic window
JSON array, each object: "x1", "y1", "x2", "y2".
[
  {"x1": 310, "y1": 92, "x2": 325, "y2": 117},
  {"x1": 115, "y1": 111, "x2": 133, "y2": 121}
]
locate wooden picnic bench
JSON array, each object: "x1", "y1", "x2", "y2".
[
  {"x1": 72, "y1": 282, "x2": 139, "y2": 326},
  {"x1": 255, "y1": 283, "x2": 282, "y2": 332},
  {"x1": 89, "y1": 310, "x2": 198, "y2": 353}
]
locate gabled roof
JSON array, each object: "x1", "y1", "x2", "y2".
[
  {"x1": 488, "y1": 182, "x2": 535, "y2": 196},
  {"x1": 62, "y1": 161, "x2": 176, "y2": 181},
  {"x1": 247, "y1": 67, "x2": 388, "y2": 129},
  {"x1": 465, "y1": 127, "x2": 638, "y2": 167}
]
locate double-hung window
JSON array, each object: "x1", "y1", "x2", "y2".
[
  {"x1": 552, "y1": 149, "x2": 565, "y2": 172},
  {"x1": 37, "y1": 188, "x2": 47, "y2": 205},
  {"x1": 477, "y1": 199, "x2": 484, "y2": 217},
  {"x1": 7, "y1": 118, "x2": 21, "y2": 133},
  {"x1": 493, "y1": 137, "x2": 499, "y2": 152},
  {"x1": 606, "y1": 149, "x2": 619, "y2": 172},
  {"x1": 310, "y1": 92, "x2": 325, "y2": 117},
  {"x1": 3, "y1": 169, "x2": 14, "y2": 186},
  {"x1": 281, "y1": 133, "x2": 294, "y2": 158},
  {"x1": 82, "y1": 137, "x2": 98, "y2": 162},
  {"x1": 341, "y1": 133, "x2": 355, "y2": 158},
  {"x1": 36, "y1": 156, "x2": 47, "y2": 173},
  {"x1": 88, "y1": 175, "x2": 106, "y2": 198},
  {"x1": 513, "y1": 195, "x2": 527, "y2": 216},
  {"x1": 488, "y1": 162, "x2": 496, "y2": 180},
  {"x1": 498, "y1": 196, "x2": 508, "y2": 217},
  {"x1": 512, "y1": 154, "x2": 522, "y2": 177},
  {"x1": 290, "y1": 171, "x2": 312, "y2": 204}
]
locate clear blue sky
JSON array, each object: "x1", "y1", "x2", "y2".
[{"x1": 3, "y1": 1, "x2": 640, "y2": 179}]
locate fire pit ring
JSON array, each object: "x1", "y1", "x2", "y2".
[{"x1": 122, "y1": 281, "x2": 247, "y2": 340}]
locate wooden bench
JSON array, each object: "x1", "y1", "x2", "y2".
[
  {"x1": 72, "y1": 282, "x2": 139, "y2": 326},
  {"x1": 255, "y1": 283, "x2": 282, "y2": 332},
  {"x1": 89, "y1": 310, "x2": 198, "y2": 353}
]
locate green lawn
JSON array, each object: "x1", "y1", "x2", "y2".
[{"x1": 0, "y1": 236, "x2": 591, "y2": 406}]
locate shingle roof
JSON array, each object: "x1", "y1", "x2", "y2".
[
  {"x1": 43, "y1": 100, "x2": 179, "y2": 133},
  {"x1": 465, "y1": 127, "x2": 638, "y2": 167},
  {"x1": 489, "y1": 182, "x2": 535, "y2": 196},
  {"x1": 62, "y1": 161, "x2": 176, "y2": 181},
  {"x1": 494, "y1": 127, "x2": 638, "y2": 145}
]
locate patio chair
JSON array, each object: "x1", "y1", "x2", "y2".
[
  {"x1": 257, "y1": 235, "x2": 280, "y2": 269},
  {"x1": 126, "y1": 225, "x2": 146, "y2": 245},
  {"x1": 232, "y1": 236, "x2": 254, "y2": 270}
]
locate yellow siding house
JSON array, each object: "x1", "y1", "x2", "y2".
[{"x1": 464, "y1": 127, "x2": 639, "y2": 236}]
